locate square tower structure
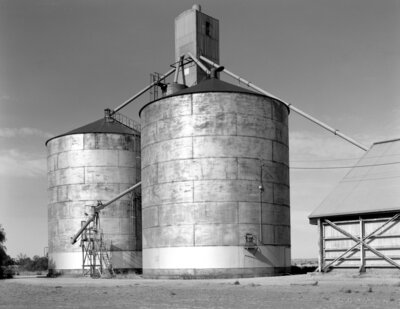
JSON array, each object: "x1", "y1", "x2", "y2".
[{"x1": 175, "y1": 4, "x2": 219, "y2": 86}]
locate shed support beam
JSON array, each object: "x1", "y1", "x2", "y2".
[
  {"x1": 359, "y1": 217, "x2": 366, "y2": 273},
  {"x1": 317, "y1": 219, "x2": 324, "y2": 272}
]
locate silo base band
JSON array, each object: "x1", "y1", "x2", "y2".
[
  {"x1": 143, "y1": 245, "x2": 291, "y2": 278},
  {"x1": 49, "y1": 251, "x2": 142, "y2": 272},
  {"x1": 143, "y1": 267, "x2": 290, "y2": 279}
]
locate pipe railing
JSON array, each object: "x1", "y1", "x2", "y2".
[{"x1": 199, "y1": 55, "x2": 368, "y2": 151}]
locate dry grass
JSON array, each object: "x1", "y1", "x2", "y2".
[{"x1": 1, "y1": 273, "x2": 400, "y2": 308}]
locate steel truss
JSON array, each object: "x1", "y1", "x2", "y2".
[
  {"x1": 80, "y1": 213, "x2": 114, "y2": 278},
  {"x1": 317, "y1": 213, "x2": 400, "y2": 272}
]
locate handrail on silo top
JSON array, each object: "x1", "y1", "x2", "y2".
[
  {"x1": 108, "y1": 110, "x2": 141, "y2": 132},
  {"x1": 199, "y1": 55, "x2": 368, "y2": 152}
]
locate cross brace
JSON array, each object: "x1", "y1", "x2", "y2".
[{"x1": 321, "y1": 214, "x2": 400, "y2": 272}]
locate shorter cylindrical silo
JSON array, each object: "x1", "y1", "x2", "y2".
[
  {"x1": 140, "y1": 77, "x2": 290, "y2": 278},
  {"x1": 46, "y1": 112, "x2": 141, "y2": 274}
]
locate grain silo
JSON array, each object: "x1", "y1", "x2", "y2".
[
  {"x1": 46, "y1": 110, "x2": 141, "y2": 274},
  {"x1": 309, "y1": 138, "x2": 400, "y2": 272},
  {"x1": 140, "y1": 74, "x2": 291, "y2": 278},
  {"x1": 44, "y1": 4, "x2": 370, "y2": 278}
]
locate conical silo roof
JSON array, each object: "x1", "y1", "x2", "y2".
[
  {"x1": 309, "y1": 138, "x2": 400, "y2": 223},
  {"x1": 45, "y1": 114, "x2": 140, "y2": 145},
  {"x1": 139, "y1": 77, "x2": 289, "y2": 117},
  {"x1": 173, "y1": 77, "x2": 262, "y2": 96}
]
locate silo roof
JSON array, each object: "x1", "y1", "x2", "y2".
[
  {"x1": 45, "y1": 117, "x2": 139, "y2": 145},
  {"x1": 173, "y1": 78, "x2": 262, "y2": 96},
  {"x1": 139, "y1": 78, "x2": 289, "y2": 116},
  {"x1": 309, "y1": 138, "x2": 400, "y2": 223}
]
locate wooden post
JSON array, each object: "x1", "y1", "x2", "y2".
[
  {"x1": 359, "y1": 217, "x2": 366, "y2": 273},
  {"x1": 317, "y1": 219, "x2": 324, "y2": 272}
]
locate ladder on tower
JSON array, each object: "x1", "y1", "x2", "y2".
[
  {"x1": 99, "y1": 237, "x2": 115, "y2": 278},
  {"x1": 80, "y1": 218, "x2": 115, "y2": 278}
]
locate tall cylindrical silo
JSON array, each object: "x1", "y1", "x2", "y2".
[
  {"x1": 140, "y1": 77, "x2": 290, "y2": 278},
  {"x1": 46, "y1": 111, "x2": 141, "y2": 274}
]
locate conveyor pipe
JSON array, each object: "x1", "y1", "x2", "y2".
[
  {"x1": 187, "y1": 52, "x2": 210, "y2": 75},
  {"x1": 71, "y1": 181, "x2": 142, "y2": 244},
  {"x1": 112, "y1": 68, "x2": 176, "y2": 114},
  {"x1": 199, "y1": 55, "x2": 368, "y2": 151}
]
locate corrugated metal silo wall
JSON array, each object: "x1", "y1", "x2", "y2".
[
  {"x1": 47, "y1": 133, "x2": 141, "y2": 273},
  {"x1": 141, "y1": 92, "x2": 290, "y2": 278}
]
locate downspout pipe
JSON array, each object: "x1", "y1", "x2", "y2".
[
  {"x1": 71, "y1": 182, "x2": 142, "y2": 244},
  {"x1": 187, "y1": 52, "x2": 210, "y2": 75},
  {"x1": 199, "y1": 55, "x2": 368, "y2": 152},
  {"x1": 112, "y1": 69, "x2": 176, "y2": 114}
]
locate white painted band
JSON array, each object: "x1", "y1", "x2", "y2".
[
  {"x1": 49, "y1": 251, "x2": 142, "y2": 270},
  {"x1": 143, "y1": 246, "x2": 291, "y2": 269}
]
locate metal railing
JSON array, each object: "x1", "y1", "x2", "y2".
[{"x1": 105, "y1": 109, "x2": 141, "y2": 132}]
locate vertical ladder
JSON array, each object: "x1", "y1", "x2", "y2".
[{"x1": 99, "y1": 236, "x2": 115, "y2": 277}]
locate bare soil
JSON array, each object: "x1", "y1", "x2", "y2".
[{"x1": 1, "y1": 273, "x2": 400, "y2": 308}]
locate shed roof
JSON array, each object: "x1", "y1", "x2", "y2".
[
  {"x1": 309, "y1": 138, "x2": 400, "y2": 222},
  {"x1": 45, "y1": 117, "x2": 139, "y2": 146}
]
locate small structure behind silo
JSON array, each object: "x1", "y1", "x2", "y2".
[
  {"x1": 309, "y1": 138, "x2": 400, "y2": 272},
  {"x1": 46, "y1": 110, "x2": 141, "y2": 274},
  {"x1": 140, "y1": 76, "x2": 291, "y2": 278}
]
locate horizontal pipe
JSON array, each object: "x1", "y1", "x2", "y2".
[
  {"x1": 199, "y1": 55, "x2": 368, "y2": 152},
  {"x1": 187, "y1": 52, "x2": 210, "y2": 75},
  {"x1": 71, "y1": 181, "x2": 142, "y2": 244},
  {"x1": 112, "y1": 69, "x2": 176, "y2": 114}
]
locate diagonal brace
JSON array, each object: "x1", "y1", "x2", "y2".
[
  {"x1": 324, "y1": 219, "x2": 400, "y2": 270},
  {"x1": 322, "y1": 214, "x2": 400, "y2": 271}
]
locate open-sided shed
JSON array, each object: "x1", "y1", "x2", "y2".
[{"x1": 309, "y1": 138, "x2": 400, "y2": 272}]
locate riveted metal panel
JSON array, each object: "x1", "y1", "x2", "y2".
[
  {"x1": 47, "y1": 131, "x2": 141, "y2": 271},
  {"x1": 141, "y1": 91, "x2": 289, "y2": 277}
]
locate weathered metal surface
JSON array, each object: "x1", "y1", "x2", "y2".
[
  {"x1": 47, "y1": 132, "x2": 141, "y2": 272},
  {"x1": 141, "y1": 91, "x2": 290, "y2": 278}
]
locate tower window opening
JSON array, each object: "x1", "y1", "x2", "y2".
[{"x1": 205, "y1": 21, "x2": 211, "y2": 37}]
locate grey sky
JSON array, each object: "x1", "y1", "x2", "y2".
[{"x1": 0, "y1": 0, "x2": 399, "y2": 258}]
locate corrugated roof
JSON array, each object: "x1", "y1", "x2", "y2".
[
  {"x1": 45, "y1": 117, "x2": 139, "y2": 145},
  {"x1": 309, "y1": 138, "x2": 400, "y2": 222}
]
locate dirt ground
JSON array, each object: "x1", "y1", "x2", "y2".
[{"x1": 1, "y1": 272, "x2": 400, "y2": 308}]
